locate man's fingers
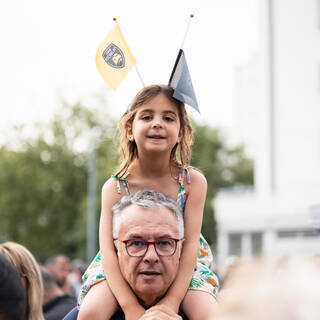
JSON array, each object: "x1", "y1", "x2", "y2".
[
  {"x1": 146, "y1": 305, "x2": 175, "y2": 314},
  {"x1": 141, "y1": 305, "x2": 182, "y2": 319},
  {"x1": 140, "y1": 312, "x2": 182, "y2": 320}
]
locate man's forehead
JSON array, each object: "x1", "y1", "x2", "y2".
[{"x1": 118, "y1": 204, "x2": 179, "y2": 238}]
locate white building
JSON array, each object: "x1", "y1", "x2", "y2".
[{"x1": 215, "y1": 0, "x2": 320, "y2": 272}]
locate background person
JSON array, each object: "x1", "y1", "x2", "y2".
[
  {"x1": 45, "y1": 255, "x2": 72, "y2": 294},
  {"x1": 67, "y1": 259, "x2": 86, "y2": 298},
  {"x1": 0, "y1": 241, "x2": 44, "y2": 320},
  {"x1": 78, "y1": 84, "x2": 219, "y2": 320},
  {"x1": 0, "y1": 253, "x2": 26, "y2": 320},
  {"x1": 41, "y1": 267, "x2": 77, "y2": 320}
]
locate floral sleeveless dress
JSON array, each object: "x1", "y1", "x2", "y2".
[{"x1": 78, "y1": 169, "x2": 219, "y2": 306}]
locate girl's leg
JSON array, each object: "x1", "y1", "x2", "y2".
[
  {"x1": 181, "y1": 290, "x2": 218, "y2": 320},
  {"x1": 78, "y1": 280, "x2": 119, "y2": 320}
]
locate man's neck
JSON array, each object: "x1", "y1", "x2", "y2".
[{"x1": 137, "y1": 293, "x2": 165, "y2": 309}]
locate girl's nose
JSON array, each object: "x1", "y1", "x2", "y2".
[{"x1": 152, "y1": 117, "x2": 163, "y2": 128}]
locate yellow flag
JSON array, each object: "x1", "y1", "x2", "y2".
[{"x1": 96, "y1": 24, "x2": 136, "y2": 90}]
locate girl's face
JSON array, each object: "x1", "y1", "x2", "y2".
[{"x1": 129, "y1": 94, "x2": 182, "y2": 155}]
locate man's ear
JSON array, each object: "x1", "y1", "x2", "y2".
[
  {"x1": 178, "y1": 239, "x2": 185, "y2": 257},
  {"x1": 114, "y1": 240, "x2": 120, "y2": 257}
]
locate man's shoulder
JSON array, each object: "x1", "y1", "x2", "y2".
[{"x1": 43, "y1": 294, "x2": 77, "y2": 320}]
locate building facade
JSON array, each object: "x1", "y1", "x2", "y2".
[{"x1": 215, "y1": 0, "x2": 320, "y2": 272}]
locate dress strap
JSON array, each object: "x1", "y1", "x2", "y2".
[
  {"x1": 178, "y1": 167, "x2": 191, "y2": 187},
  {"x1": 111, "y1": 175, "x2": 130, "y2": 195}
]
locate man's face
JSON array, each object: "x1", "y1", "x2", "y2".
[
  {"x1": 117, "y1": 204, "x2": 182, "y2": 307},
  {"x1": 48, "y1": 257, "x2": 71, "y2": 287}
]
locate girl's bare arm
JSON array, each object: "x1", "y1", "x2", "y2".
[
  {"x1": 99, "y1": 178, "x2": 145, "y2": 319},
  {"x1": 157, "y1": 169, "x2": 207, "y2": 312}
]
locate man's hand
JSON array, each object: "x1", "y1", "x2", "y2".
[{"x1": 139, "y1": 305, "x2": 182, "y2": 320}]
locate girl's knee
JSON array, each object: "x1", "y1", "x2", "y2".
[
  {"x1": 78, "y1": 280, "x2": 117, "y2": 320},
  {"x1": 181, "y1": 290, "x2": 218, "y2": 320},
  {"x1": 78, "y1": 304, "x2": 99, "y2": 320},
  {"x1": 78, "y1": 297, "x2": 112, "y2": 320}
]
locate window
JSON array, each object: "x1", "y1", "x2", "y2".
[
  {"x1": 277, "y1": 229, "x2": 320, "y2": 238},
  {"x1": 228, "y1": 233, "x2": 242, "y2": 256},
  {"x1": 278, "y1": 230, "x2": 299, "y2": 238},
  {"x1": 251, "y1": 232, "x2": 262, "y2": 255}
]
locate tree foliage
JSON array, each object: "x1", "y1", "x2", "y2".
[
  {"x1": 0, "y1": 102, "x2": 253, "y2": 261},
  {"x1": 191, "y1": 123, "x2": 253, "y2": 246}
]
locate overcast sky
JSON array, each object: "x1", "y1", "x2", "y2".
[{"x1": 0, "y1": 0, "x2": 258, "y2": 144}]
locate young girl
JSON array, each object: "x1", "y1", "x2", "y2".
[{"x1": 78, "y1": 84, "x2": 219, "y2": 320}]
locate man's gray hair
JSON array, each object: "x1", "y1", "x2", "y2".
[{"x1": 112, "y1": 190, "x2": 184, "y2": 239}]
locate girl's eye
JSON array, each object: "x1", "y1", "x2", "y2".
[
  {"x1": 164, "y1": 116, "x2": 174, "y2": 122},
  {"x1": 141, "y1": 115, "x2": 151, "y2": 120}
]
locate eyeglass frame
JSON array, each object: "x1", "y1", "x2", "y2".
[{"x1": 115, "y1": 237, "x2": 183, "y2": 257}]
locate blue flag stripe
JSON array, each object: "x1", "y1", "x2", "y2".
[{"x1": 168, "y1": 49, "x2": 200, "y2": 113}]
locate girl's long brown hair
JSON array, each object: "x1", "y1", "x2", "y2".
[{"x1": 115, "y1": 84, "x2": 193, "y2": 177}]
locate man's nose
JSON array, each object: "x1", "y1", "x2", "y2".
[{"x1": 143, "y1": 244, "x2": 159, "y2": 263}]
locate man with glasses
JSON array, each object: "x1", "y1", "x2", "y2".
[
  {"x1": 113, "y1": 189, "x2": 185, "y2": 319},
  {"x1": 63, "y1": 190, "x2": 187, "y2": 319}
]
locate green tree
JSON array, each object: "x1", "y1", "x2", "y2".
[
  {"x1": 0, "y1": 102, "x2": 118, "y2": 261},
  {"x1": 191, "y1": 123, "x2": 253, "y2": 246},
  {"x1": 0, "y1": 102, "x2": 253, "y2": 261}
]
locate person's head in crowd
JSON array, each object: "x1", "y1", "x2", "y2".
[
  {"x1": 312, "y1": 253, "x2": 320, "y2": 268},
  {"x1": 0, "y1": 241, "x2": 44, "y2": 320},
  {"x1": 112, "y1": 189, "x2": 184, "y2": 308},
  {"x1": 216, "y1": 256, "x2": 320, "y2": 320},
  {"x1": 41, "y1": 267, "x2": 64, "y2": 306},
  {"x1": 67, "y1": 259, "x2": 86, "y2": 297},
  {"x1": 41, "y1": 267, "x2": 76, "y2": 320},
  {"x1": 219, "y1": 255, "x2": 241, "y2": 290},
  {"x1": 0, "y1": 253, "x2": 26, "y2": 320},
  {"x1": 45, "y1": 255, "x2": 72, "y2": 290}
]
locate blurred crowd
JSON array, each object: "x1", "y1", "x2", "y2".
[
  {"x1": 0, "y1": 241, "x2": 86, "y2": 320},
  {"x1": 1, "y1": 240, "x2": 320, "y2": 320},
  {"x1": 216, "y1": 255, "x2": 320, "y2": 320}
]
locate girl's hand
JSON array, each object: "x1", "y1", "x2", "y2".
[
  {"x1": 124, "y1": 304, "x2": 146, "y2": 320},
  {"x1": 155, "y1": 296, "x2": 180, "y2": 314},
  {"x1": 139, "y1": 305, "x2": 182, "y2": 320}
]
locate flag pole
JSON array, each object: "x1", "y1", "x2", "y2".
[
  {"x1": 113, "y1": 17, "x2": 144, "y2": 88},
  {"x1": 180, "y1": 14, "x2": 194, "y2": 50},
  {"x1": 135, "y1": 65, "x2": 145, "y2": 87}
]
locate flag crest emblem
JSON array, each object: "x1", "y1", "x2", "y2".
[
  {"x1": 102, "y1": 43, "x2": 125, "y2": 69},
  {"x1": 96, "y1": 23, "x2": 136, "y2": 90}
]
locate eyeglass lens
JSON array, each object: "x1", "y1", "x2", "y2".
[{"x1": 126, "y1": 239, "x2": 177, "y2": 256}]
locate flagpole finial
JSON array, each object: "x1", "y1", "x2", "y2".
[
  {"x1": 181, "y1": 14, "x2": 194, "y2": 49},
  {"x1": 113, "y1": 17, "x2": 117, "y2": 21}
]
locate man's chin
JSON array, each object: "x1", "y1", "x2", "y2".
[{"x1": 135, "y1": 284, "x2": 167, "y2": 307}]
